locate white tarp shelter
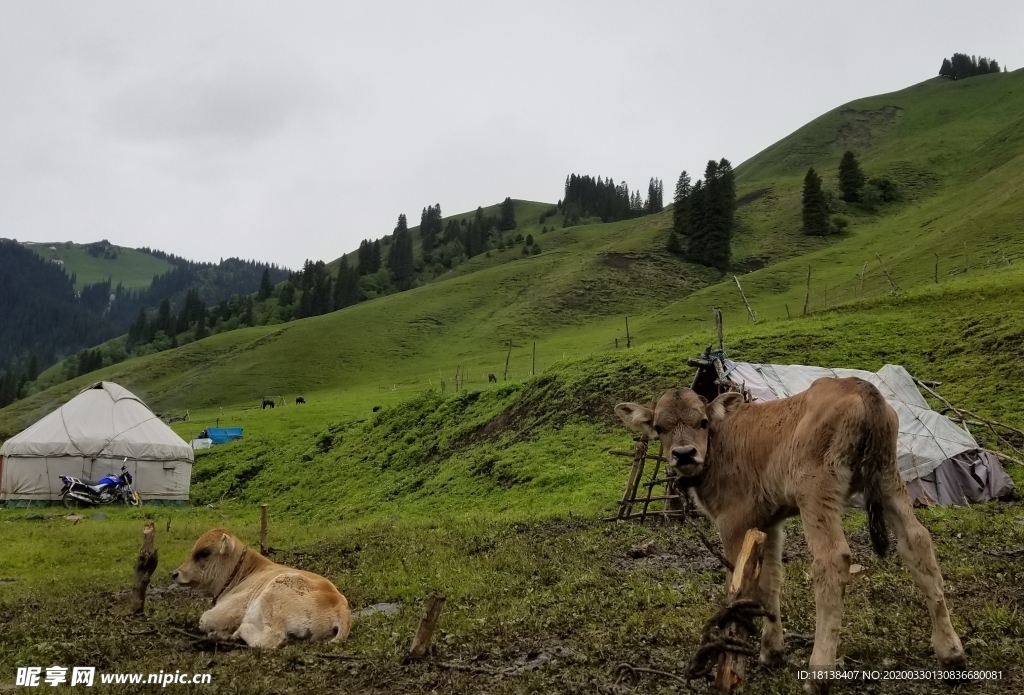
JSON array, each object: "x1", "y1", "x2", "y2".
[
  {"x1": 723, "y1": 361, "x2": 1014, "y2": 506},
  {"x1": 0, "y1": 381, "x2": 193, "y2": 504}
]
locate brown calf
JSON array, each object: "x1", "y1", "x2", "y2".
[{"x1": 615, "y1": 377, "x2": 964, "y2": 684}]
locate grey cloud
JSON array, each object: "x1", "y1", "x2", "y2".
[{"x1": 98, "y1": 61, "x2": 329, "y2": 145}]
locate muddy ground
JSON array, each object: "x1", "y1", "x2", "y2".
[{"x1": 2, "y1": 510, "x2": 1023, "y2": 694}]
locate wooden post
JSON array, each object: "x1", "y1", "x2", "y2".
[
  {"x1": 260, "y1": 504, "x2": 269, "y2": 556},
  {"x1": 875, "y1": 253, "x2": 899, "y2": 292},
  {"x1": 714, "y1": 308, "x2": 724, "y2": 352},
  {"x1": 503, "y1": 341, "x2": 512, "y2": 381},
  {"x1": 860, "y1": 261, "x2": 867, "y2": 297},
  {"x1": 732, "y1": 277, "x2": 756, "y2": 323},
  {"x1": 625, "y1": 317, "x2": 631, "y2": 348},
  {"x1": 714, "y1": 529, "x2": 767, "y2": 692},
  {"x1": 129, "y1": 522, "x2": 158, "y2": 614},
  {"x1": 615, "y1": 338, "x2": 618, "y2": 349},
  {"x1": 407, "y1": 594, "x2": 446, "y2": 661},
  {"x1": 934, "y1": 253, "x2": 939, "y2": 283},
  {"x1": 785, "y1": 303, "x2": 791, "y2": 319},
  {"x1": 802, "y1": 265, "x2": 811, "y2": 316},
  {"x1": 532, "y1": 342, "x2": 536, "y2": 376}
]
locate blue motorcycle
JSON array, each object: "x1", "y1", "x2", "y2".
[{"x1": 59, "y1": 459, "x2": 142, "y2": 508}]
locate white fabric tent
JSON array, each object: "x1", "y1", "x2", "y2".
[
  {"x1": 0, "y1": 382, "x2": 193, "y2": 504},
  {"x1": 721, "y1": 361, "x2": 1014, "y2": 506}
]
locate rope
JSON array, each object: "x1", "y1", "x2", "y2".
[{"x1": 685, "y1": 599, "x2": 773, "y2": 683}]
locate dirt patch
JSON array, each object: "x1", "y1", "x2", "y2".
[
  {"x1": 736, "y1": 187, "x2": 771, "y2": 208},
  {"x1": 611, "y1": 532, "x2": 726, "y2": 575},
  {"x1": 600, "y1": 253, "x2": 636, "y2": 270},
  {"x1": 729, "y1": 257, "x2": 768, "y2": 273},
  {"x1": 834, "y1": 105, "x2": 902, "y2": 149}
]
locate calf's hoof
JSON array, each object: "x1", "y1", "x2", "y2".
[{"x1": 759, "y1": 647, "x2": 785, "y2": 668}]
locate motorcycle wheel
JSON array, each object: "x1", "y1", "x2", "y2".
[
  {"x1": 125, "y1": 491, "x2": 142, "y2": 507},
  {"x1": 62, "y1": 494, "x2": 86, "y2": 509}
]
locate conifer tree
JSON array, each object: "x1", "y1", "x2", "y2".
[
  {"x1": 388, "y1": 213, "x2": 415, "y2": 290},
  {"x1": 672, "y1": 170, "x2": 691, "y2": 242},
  {"x1": 939, "y1": 58, "x2": 953, "y2": 78},
  {"x1": 802, "y1": 168, "x2": 830, "y2": 236},
  {"x1": 257, "y1": 267, "x2": 273, "y2": 301},
  {"x1": 838, "y1": 150, "x2": 865, "y2": 202},
  {"x1": 499, "y1": 197, "x2": 517, "y2": 230}
]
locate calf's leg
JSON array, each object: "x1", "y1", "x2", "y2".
[
  {"x1": 758, "y1": 522, "x2": 785, "y2": 666},
  {"x1": 882, "y1": 486, "x2": 965, "y2": 666},
  {"x1": 800, "y1": 502, "x2": 852, "y2": 674}
]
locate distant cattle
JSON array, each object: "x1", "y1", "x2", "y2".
[
  {"x1": 295, "y1": 397, "x2": 306, "y2": 405},
  {"x1": 488, "y1": 373, "x2": 497, "y2": 383},
  {"x1": 261, "y1": 399, "x2": 275, "y2": 410},
  {"x1": 615, "y1": 378, "x2": 965, "y2": 685},
  {"x1": 168, "y1": 410, "x2": 190, "y2": 423},
  {"x1": 372, "y1": 405, "x2": 381, "y2": 413}
]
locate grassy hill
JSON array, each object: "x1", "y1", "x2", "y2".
[
  {"x1": 4, "y1": 72, "x2": 1024, "y2": 435},
  {"x1": 25, "y1": 241, "x2": 174, "y2": 290}
]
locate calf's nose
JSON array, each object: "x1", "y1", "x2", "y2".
[
  {"x1": 171, "y1": 570, "x2": 179, "y2": 580},
  {"x1": 671, "y1": 445, "x2": 697, "y2": 463}
]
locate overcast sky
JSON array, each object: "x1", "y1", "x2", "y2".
[{"x1": 1, "y1": 2, "x2": 1022, "y2": 269}]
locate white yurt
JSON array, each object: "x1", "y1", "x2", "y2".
[{"x1": 0, "y1": 382, "x2": 193, "y2": 505}]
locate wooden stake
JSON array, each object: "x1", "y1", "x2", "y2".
[
  {"x1": 129, "y1": 522, "x2": 158, "y2": 615},
  {"x1": 260, "y1": 504, "x2": 269, "y2": 556},
  {"x1": 714, "y1": 308, "x2": 724, "y2": 352},
  {"x1": 615, "y1": 338, "x2": 618, "y2": 349},
  {"x1": 406, "y1": 594, "x2": 446, "y2": 661},
  {"x1": 625, "y1": 317, "x2": 631, "y2": 348},
  {"x1": 714, "y1": 529, "x2": 767, "y2": 692},
  {"x1": 503, "y1": 341, "x2": 512, "y2": 381},
  {"x1": 934, "y1": 253, "x2": 939, "y2": 283},
  {"x1": 802, "y1": 265, "x2": 811, "y2": 316},
  {"x1": 732, "y1": 276, "x2": 756, "y2": 322},
  {"x1": 785, "y1": 303, "x2": 791, "y2": 319},
  {"x1": 875, "y1": 254, "x2": 899, "y2": 292}
]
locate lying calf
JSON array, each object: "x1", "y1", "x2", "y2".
[{"x1": 173, "y1": 528, "x2": 350, "y2": 648}]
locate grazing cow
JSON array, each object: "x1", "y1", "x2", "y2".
[
  {"x1": 261, "y1": 399, "x2": 275, "y2": 410},
  {"x1": 372, "y1": 405, "x2": 381, "y2": 413},
  {"x1": 172, "y1": 528, "x2": 351, "y2": 648},
  {"x1": 488, "y1": 373, "x2": 498, "y2": 383},
  {"x1": 295, "y1": 397, "x2": 306, "y2": 405},
  {"x1": 615, "y1": 378, "x2": 964, "y2": 686}
]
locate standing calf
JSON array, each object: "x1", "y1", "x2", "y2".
[{"x1": 615, "y1": 378, "x2": 964, "y2": 687}]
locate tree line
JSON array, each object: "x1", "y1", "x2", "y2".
[
  {"x1": 668, "y1": 159, "x2": 736, "y2": 272},
  {"x1": 561, "y1": 174, "x2": 663, "y2": 227},
  {"x1": 939, "y1": 53, "x2": 1004, "y2": 80}
]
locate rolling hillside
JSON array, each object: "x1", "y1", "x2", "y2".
[
  {"x1": 3, "y1": 71, "x2": 1024, "y2": 436},
  {"x1": 25, "y1": 241, "x2": 174, "y2": 291}
]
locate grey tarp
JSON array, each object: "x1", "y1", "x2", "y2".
[
  {"x1": 0, "y1": 381, "x2": 193, "y2": 502},
  {"x1": 722, "y1": 361, "x2": 1014, "y2": 506}
]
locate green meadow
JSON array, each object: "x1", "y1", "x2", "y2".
[
  {"x1": 3, "y1": 72, "x2": 1024, "y2": 693},
  {"x1": 26, "y1": 242, "x2": 174, "y2": 291}
]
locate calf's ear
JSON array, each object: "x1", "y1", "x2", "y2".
[
  {"x1": 707, "y1": 391, "x2": 744, "y2": 427},
  {"x1": 217, "y1": 533, "x2": 235, "y2": 556},
  {"x1": 614, "y1": 402, "x2": 655, "y2": 435}
]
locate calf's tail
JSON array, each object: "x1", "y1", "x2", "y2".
[{"x1": 857, "y1": 380, "x2": 896, "y2": 558}]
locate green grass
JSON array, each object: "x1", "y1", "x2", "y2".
[{"x1": 26, "y1": 242, "x2": 174, "y2": 291}]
